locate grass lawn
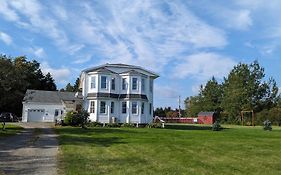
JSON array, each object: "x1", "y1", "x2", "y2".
[
  {"x1": 56, "y1": 124, "x2": 281, "y2": 175},
  {"x1": 0, "y1": 123, "x2": 23, "y2": 137}
]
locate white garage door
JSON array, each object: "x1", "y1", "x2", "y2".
[{"x1": 27, "y1": 109, "x2": 45, "y2": 122}]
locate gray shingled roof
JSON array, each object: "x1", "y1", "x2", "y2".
[
  {"x1": 82, "y1": 63, "x2": 159, "y2": 78},
  {"x1": 23, "y1": 89, "x2": 82, "y2": 103}
]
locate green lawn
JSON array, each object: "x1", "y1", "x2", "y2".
[
  {"x1": 56, "y1": 124, "x2": 281, "y2": 175},
  {"x1": 0, "y1": 123, "x2": 23, "y2": 137}
]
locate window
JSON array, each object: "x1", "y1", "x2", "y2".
[
  {"x1": 149, "y1": 103, "x2": 152, "y2": 115},
  {"x1": 141, "y1": 78, "x2": 145, "y2": 91},
  {"x1": 101, "y1": 76, "x2": 107, "y2": 89},
  {"x1": 122, "y1": 78, "x2": 127, "y2": 90},
  {"x1": 90, "y1": 101, "x2": 95, "y2": 113},
  {"x1": 111, "y1": 101, "x2": 114, "y2": 114},
  {"x1": 122, "y1": 102, "x2": 127, "y2": 114},
  {"x1": 100, "y1": 101, "x2": 106, "y2": 114},
  {"x1": 55, "y1": 109, "x2": 59, "y2": 116},
  {"x1": 132, "y1": 102, "x2": 137, "y2": 114},
  {"x1": 111, "y1": 78, "x2": 115, "y2": 90},
  {"x1": 150, "y1": 79, "x2": 153, "y2": 92},
  {"x1": 141, "y1": 102, "x2": 144, "y2": 114},
  {"x1": 90, "y1": 76, "x2": 96, "y2": 89},
  {"x1": 132, "y1": 78, "x2": 138, "y2": 90}
]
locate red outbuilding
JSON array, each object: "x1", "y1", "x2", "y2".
[{"x1": 197, "y1": 112, "x2": 216, "y2": 125}]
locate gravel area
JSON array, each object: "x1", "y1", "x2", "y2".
[{"x1": 0, "y1": 123, "x2": 58, "y2": 175}]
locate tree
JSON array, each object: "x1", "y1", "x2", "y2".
[
  {"x1": 65, "y1": 83, "x2": 74, "y2": 92},
  {"x1": 73, "y1": 78, "x2": 81, "y2": 92},
  {"x1": 221, "y1": 61, "x2": 279, "y2": 123},
  {"x1": 0, "y1": 54, "x2": 57, "y2": 116},
  {"x1": 185, "y1": 77, "x2": 222, "y2": 117}
]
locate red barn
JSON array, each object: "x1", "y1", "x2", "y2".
[{"x1": 197, "y1": 112, "x2": 216, "y2": 125}]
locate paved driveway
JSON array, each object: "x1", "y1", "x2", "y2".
[{"x1": 0, "y1": 123, "x2": 58, "y2": 175}]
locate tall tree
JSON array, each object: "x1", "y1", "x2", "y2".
[
  {"x1": 221, "y1": 61, "x2": 278, "y2": 122},
  {"x1": 0, "y1": 54, "x2": 57, "y2": 116},
  {"x1": 65, "y1": 83, "x2": 74, "y2": 92}
]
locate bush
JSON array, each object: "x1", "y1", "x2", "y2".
[
  {"x1": 212, "y1": 120, "x2": 222, "y2": 131},
  {"x1": 87, "y1": 122, "x2": 103, "y2": 127},
  {"x1": 121, "y1": 123, "x2": 135, "y2": 128},
  {"x1": 263, "y1": 120, "x2": 272, "y2": 131},
  {"x1": 106, "y1": 123, "x2": 121, "y2": 128},
  {"x1": 63, "y1": 110, "x2": 89, "y2": 128},
  {"x1": 146, "y1": 123, "x2": 162, "y2": 128}
]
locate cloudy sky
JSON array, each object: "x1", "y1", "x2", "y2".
[{"x1": 0, "y1": 0, "x2": 281, "y2": 108}]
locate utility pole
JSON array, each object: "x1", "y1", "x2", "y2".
[{"x1": 178, "y1": 95, "x2": 182, "y2": 118}]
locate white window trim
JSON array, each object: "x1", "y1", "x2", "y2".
[
  {"x1": 90, "y1": 101, "x2": 95, "y2": 113},
  {"x1": 99, "y1": 101, "x2": 107, "y2": 114},
  {"x1": 132, "y1": 102, "x2": 138, "y2": 115},
  {"x1": 132, "y1": 77, "x2": 138, "y2": 91},
  {"x1": 122, "y1": 101, "x2": 127, "y2": 114},
  {"x1": 90, "y1": 76, "x2": 96, "y2": 89},
  {"x1": 100, "y1": 76, "x2": 108, "y2": 89}
]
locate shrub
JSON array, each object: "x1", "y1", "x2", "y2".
[
  {"x1": 212, "y1": 120, "x2": 222, "y2": 131},
  {"x1": 106, "y1": 123, "x2": 121, "y2": 128},
  {"x1": 87, "y1": 122, "x2": 103, "y2": 127},
  {"x1": 121, "y1": 123, "x2": 135, "y2": 128},
  {"x1": 263, "y1": 120, "x2": 272, "y2": 131},
  {"x1": 146, "y1": 123, "x2": 162, "y2": 128},
  {"x1": 63, "y1": 110, "x2": 89, "y2": 128}
]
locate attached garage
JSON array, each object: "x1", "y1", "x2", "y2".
[{"x1": 22, "y1": 90, "x2": 82, "y2": 122}]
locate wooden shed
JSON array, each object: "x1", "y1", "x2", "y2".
[{"x1": 197, "y1": 112, "x2": 216, "y2": 125}]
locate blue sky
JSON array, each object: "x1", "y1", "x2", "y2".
[{"x1": 0, "y1": 0, "x2": 281, "y2": 108}]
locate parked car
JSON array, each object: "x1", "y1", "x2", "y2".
[{"x1": 0, "y1": 112, "x2": 19, "y2": 122}]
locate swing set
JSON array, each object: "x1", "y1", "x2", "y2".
[{"x1": 241, "y1": 110, "x2": 255, "y2": 126}]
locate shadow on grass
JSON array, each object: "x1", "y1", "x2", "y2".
[
  {"x1": 57, "y1": 127, "x2": 133, "y2": 147},
  {"x1": 164, "y1": 124, "x2": 213, "y2": 131}
]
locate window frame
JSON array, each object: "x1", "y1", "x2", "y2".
[
  {"x1": 132, "y1": 77, "x2": 138, "y2": 90},
  {"x1": 141, "y1": 78, "x2": 145, "y2": 91},
  {"x1": 141, "y1": 102, "x2": 144, "y2": 114},
  {"x1": 100, "y1": 101, "x2": 106, "y2": 114},
  {"x1": 132, "y1": 101, "x2": 138, "y2": 115},
  {"x1": 110, "y1": 101, "x2": 114, "y2": 114},
  {"x1": 90, "y1": 101, "x2": 95, "y2": 113},
  {"x1": 122, "y1": 102, "x2": 127, "y2": 114},
  {"x1": 90, "y1": 76, "x2": 96, "y2": 89},
  {"x1": 122, "y1": 78, "x2": 127, "y2": 90},
  {"x1": 111, "y1": 78, "x2": 115, "y2": 90},
  {"x1": 100, "y1": 76, "x2": 107, "y2": 89}
]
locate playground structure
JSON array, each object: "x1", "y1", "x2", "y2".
[{"x1": 241, "y1": 110, "x2": 255, "y2": 126}]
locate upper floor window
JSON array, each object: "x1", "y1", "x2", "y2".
[
  {"x1": 101, "y1": 76, "x2": 107, "y2": 89},
  {"x1": 122, "y1": 78, "x2": 127, "y2": 90},
  {"x1": 141, "y1": 102, "x2": 144, "y2": 114},
  {"x1": 100, "y1": 101, "x2": 106, "y2": 114},
  {"x1": 55, "y1": 109, "x2": 59, "y2": 116},
  {"x1": 90, "y1": 76, "x2": 96, "y2": 89},
  {"x1": 141, "y1": 78, "x2": 145, "y2": 91},
  {"x1": 149, "y1": 79, "x2": 153, "y2": 92},
  {"x1": 90, "y1": 101, "x2": 95, "y2": 113},
  {"x1": 111, "y1": 78, "x2": 115, "y2": 90},
  {"x1": 111, "y1": 101, "x2": 114, "y2": 114},
  {"x1": 132, "y1": 78, "x2": 138, "y2": 90},
  {"x1": 122, "y1": 102, "x2": 127, "y2": 114},
  {"x1": 132, "y1": 102, "x2": 138, "y2": 114}
]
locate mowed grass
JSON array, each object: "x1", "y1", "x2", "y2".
[
  {"x1": 56, "y1": 124, "x2": 281, "y2": 175},
  {"x1": 0, "y1": 123, "x2": 23, "y2": 137}
]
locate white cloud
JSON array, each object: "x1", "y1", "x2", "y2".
[
  {"x1": 41, "y1": 62, "x2": 71, "y2": 85},
  {"x1": 172, "y1": 52, "x2": 236, "y2": 80},
  {"x1": 73, "y1": 55, "x2": 92, "y2": 64},
  {"x1": 0, "y1": 31, "x2": 12, "y2": 45},
  {"x1": 28, "y1": 47, "x2": 46, "y2": 58}
]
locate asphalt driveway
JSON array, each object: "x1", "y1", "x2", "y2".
[{"x1": 0, "y1": 123, "x2": 58, "y2": 175}]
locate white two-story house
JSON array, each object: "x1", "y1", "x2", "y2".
[{"x1": 79, "y1": 63, "x2": 159, "y2": 124}]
